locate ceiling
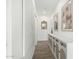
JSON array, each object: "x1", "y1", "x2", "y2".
[{"x1": 35, "y1": 0, "x2": 60, "y2": 16}]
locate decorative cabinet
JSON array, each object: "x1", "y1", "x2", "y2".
[{"x1": 48, "y1": 34, "x2": 73, "y2": 59}]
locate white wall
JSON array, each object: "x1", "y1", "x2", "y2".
[
  {"x1": 23, "y1": 0, "x2": 35, "y2": 59},
  {"x1": 37, "y1": 16, "x2": 51, "y2": 41},
  {"x1": 50, "y1": 0, "x2": 73, "y2": 40}
]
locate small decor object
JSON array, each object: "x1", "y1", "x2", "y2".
[
  {"x1": 51, "y1": 28, "x2": 53, "y2": 34},
  {"x1": 41, "y1": 20, "x2": 47, "y2": 30},
  {"x1": 54, "y1": 14, "x2": 58, "y2": 31},
  {"x1": 61, "y1": 0, "x2": 73, "y2": 31}
]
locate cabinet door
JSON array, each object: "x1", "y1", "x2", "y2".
[{"x1": 12, "y1": 0, "x2": 23, "y2": 57}]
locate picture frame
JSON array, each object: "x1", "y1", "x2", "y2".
[
  {"x1": 41, "y1": 20, "x2": 47, "y2": 30},
  {"x1": 54, "y1": 14, "x2": 58, "y2": 31},
  {"x1": 61, "y1": 0, "x2": 73, "y2": 31}
]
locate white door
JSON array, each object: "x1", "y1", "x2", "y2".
[{"x1": 6, "y1": 0, "x2": 23, "y2": 59}]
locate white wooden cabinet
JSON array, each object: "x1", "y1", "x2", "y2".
[
  {"x1": 6, "y1": 0, "x2": 23, "y2": 59},
  {"x1": 48, "y1": 34, "x2": 73, "y2": 59}
]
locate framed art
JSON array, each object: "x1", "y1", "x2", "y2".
[
  {"x1": 61, "y1": 0, "x2": 73, "y2": 31},
  {"x1": 41, "y1": 20, "x2": 47, "y2": 30},
  {"x1": 54, "y1": 14, "x2": 58, "y2": 31}
]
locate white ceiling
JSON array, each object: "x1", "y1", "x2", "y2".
[{"x1": 35, "y1": 0, "x2": 60, "y2": 16}]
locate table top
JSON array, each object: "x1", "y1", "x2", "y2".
[{"x1": 48, "y1": 33, "x2": 73, "y2": 44}]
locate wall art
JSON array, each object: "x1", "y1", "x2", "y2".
[
  {"x1": 41, "y1": 20, "x2": 47, "y2": 30},
  {"x1": 54, "y1": 14, "x2": 58, "y2": 31},
  {"x1": 61, "y1": 0, "x2": 73, "y2": 31}
]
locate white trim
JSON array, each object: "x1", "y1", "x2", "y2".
[
  {"x1": 23, "y1": 0, "x2": 25, "y2": 57},
  {"x1": 6, "y1": 0, "x2": 12, "y2": 56}
]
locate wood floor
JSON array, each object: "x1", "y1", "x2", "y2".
[{"x1": 32, "y1": 41, "x2": 55, "y2": 59}]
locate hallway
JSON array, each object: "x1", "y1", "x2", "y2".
[
  {"x1": 32, "y1": 41, "x2": 55, "y2": 59},
  {"x1": 6, "y1": 0, "x2": 73, "y2": 59}
]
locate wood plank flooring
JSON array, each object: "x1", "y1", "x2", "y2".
[{"x1": 32, "y1": 41, "x2": 55, "y2": 59}]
